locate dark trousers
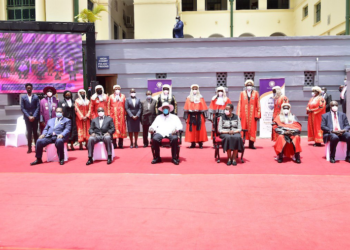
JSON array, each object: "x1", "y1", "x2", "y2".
[
  {"x1": 35, "y1": 136, "x2": 65, "y2": 160},
  {"x1": 329, "y1": 132, "x2": 350, "y2": 158},
  {"x1": 87, "y1": 135, "x2": 112, "y2": 158},
  {"x1": 152, "y1": 133, "x2": 178, "y2": 159},
  {"x1": 143, "y1": 124, "x2": 150, "y2": 146},
  {"x1": 25, "y1": 118, "x2": 39, "y2": 148}
]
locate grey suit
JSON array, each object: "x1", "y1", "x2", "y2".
[
  {"x1": 141, "y1": 98, "x2": 157, "y2": 146},
  {"x1": 125, "y1": 97, "x2": 141, "y2": 132}
]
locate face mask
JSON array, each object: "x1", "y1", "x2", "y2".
[
  {"x1": 218, "y1": 92, "x2": 223, "y2": 97},
  {"x1": 131, "y1": 93, "x2": 136, "y2": 97},
  {"x1": 163, "y1": 109, "x2": 169, "y2": 115},
  {"x1": 27, "y1": 89, "x2": 32, "y2": 94},
  {"x1": 311, "y1": 92, "x2": 316, "y2": 97},
  {"x1": 47, "y1": 92, "x2": 53, "y2": 97},
  {"x1": 247, "y1": 86, "x2": 253, "y2": 91},
  {"x1": 65, "y1": 96, "x2": 71, "y2": 100},
  {"x1": 283, "y1": 109, "x2": 289, "y2": 115},
  {"x1": 81, "y1": 94, "x2": 85, "y2": 99},
  {"x1": 332, "y1": 106, "x2": 338, "y2": 112},
  {"x1": 115, "y1": 90, "x2": 120, "y2": 95},
  {"x1": 147, "y1": 95, "x2": 152, "y2": 99},
  {"x1": 96, "y1": 90, "x2": 102, "y2": 95},
  {"x1": 163, "y1": 90, "x2": 169, "y2": 95},
  {"x1": 98, "y1": 111, "x2": 104, "y2": 117},
  {"x1": 56, "y1": 112, "x2": 63, "y2": 118},
  {"x1": 176, "y1": 19, "x2": 179, "y2": 23},
  {"x1": 224, "y1": 110, "x2": 230, "y2": 115},
  {"x1": 192, "y1": 90, "x2": 197, "y2": 95}
]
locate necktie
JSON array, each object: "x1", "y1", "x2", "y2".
[{"x1": 334, "y1": 112, "x2": 339, "y2": 131}]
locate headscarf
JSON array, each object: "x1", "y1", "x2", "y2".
[
  {"x1": 279, "y1": 103, "x2": 295, "y2": 124},
  {"x1": 77, "y1": 89, "x2": 89, "y2": 106},
  {"x1": 212, "y1": 86, "x2": 228, "y2": 105},
  {"x1": 189, "y1": 84, "x2": 201, "y2": 103},
  {"x1": 272, "y1": 86, "x2": 282, "y2": 100}
]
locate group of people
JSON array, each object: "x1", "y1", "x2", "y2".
[{"x1": 20, "y1": 79, "x2": 350, "y2": 166}]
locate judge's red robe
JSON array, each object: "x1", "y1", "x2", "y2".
[
  {"x1": 272, "y1": 95, "x2": 289, "y2": 141},
  {"x1": 307, "y1": 96, "x2": 325, "y2": 143},
  {"x1": 237, "y1": 90, "x2": 261, "y2": 142},
  {"x1": 108, "y1": 94, "x2": 127, "y2": 139},
  {"x1": 273, "y1": 115, "x2": 302, "y2": 158},
  {"x1": 75, "y1": 99, "x2": 91, "y2": 143},
  {"x1": 90, "y1": 93, "x2": 109, "y2": 120},
  {"x1": 209, "y1": 97, "x2": 232, "y2": 137},
  {"x1": 184, "y1": 97, "x2": 208, "y2": 143}
]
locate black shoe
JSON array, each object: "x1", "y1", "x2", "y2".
[
  {"x1": 295, "y1": 153, "x2": 301, "y2": 164},
  {"x1": 151, "y1": 157, "x2": 162, "y2": 164},
  {"x1": 277, "y1": 158, "x2": 283, "y2": 163},
  {"x1": 86, "y1": 158, "x2": 93, "y2": 165},
  {"x1": 232, "y1": 160, "x2": 237, "y2": 166},
  {"x1": 330, "y1": 157, "x2": 336, "y2": 163},
  {"x1": 143, "y1": 145, "x2": 148, "y2": 148},
  {"x1": 79, "y1": 145, "x2": 83, "y2": 150},
  {"x1": 107, "y1": 156, "x2": 112, "y2": 165},
  {"x1": 59, "y1": 159, "x2": 64, "y2": 165},
  {"x1": 249, "y1": 141, "x2": 256, "y2": 149},
  {"x1": 227, "y1": 160, "x2": 232, "y2": 166},
  {"x1": 113, "y1": 143, "x2": 118, "y2": 149},
  {"x1": 27, "y1": 148, "x2": 32, "y2": 154},
  {"x1": 130, "y1": 144, "x2": 133, "y2": 149},
  {"x1": 119, "y1": 145, "x2": 124, "y2": 149},
  {"x1": 30, "y1": 158, "x2": 43, "y2": 165},
  {"x1": 198, "y1": 142, "x2": 203, "y2": 149},
  {"x1": 345, "y1": 157, "x2": 350, "y2": 163},
  {"x1": 172, "y1": 158, "x2": 179, "y2": 165},
  {"x1": 70, "y1": 146, "x2": 75, "y2": 151},
  {"x1": 189, "y1": 142, "x2": 196, "y2": 148},
  {"x1": 313, "y1": 143, "x2": 322, "y2": 147},
  {"x1": 135, "y1": 144, "x2": 139, "y2": 148}
]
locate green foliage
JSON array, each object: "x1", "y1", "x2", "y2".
[{"x1": 75, "y1": 1, "x2": 107, "y2": 23}]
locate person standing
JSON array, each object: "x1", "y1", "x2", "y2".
[
  {"x1": 141, "y1": 90, "x2": 157, "y2": 147},
  {"x1": 271, "y1": 86, "x2": 289, "y2": 141},
  {"x1": 237, "y1": 80, "x2": 261, "y2": 149},
  {"x1": 340, "y1": 78, "x2": 347, "y2": 114},
  {"x1": 90, "y1": 85, "x2": 109, "y2": 120},
  {"x1": 75, "y1": 89, "x2": 91, "y2": 150},
  {"x1": 155, "y1": 84, "x2": 177, "y2": 115},
  {"x1": 321, "y1": 87, "x2": 332, "y2": 113},
  {"x1": 307, "y1": 86, "x2": 326, "y2": 146},
  {"x1": 183, "y1": 84, "x2": 208, "y2": 148},
  {"x1": 21, "y1": 83, "x2": 40, "y2": 153},
  {"x1": 173, "y1": 16, "x2": 184, "y2": 38},
  {"x1": 59, "y1": 90, "x2": 78, "y2": 150},
  {"x1": 125, "y1": 88, "x2": 142, "y2": 148},
  {"x1": 208, "y1": 86, "x2": 232, "y2": 121},
  {"x1": 108, "y1": 85, "x2": 127, "y2": 149},
  {"x1": 40, "y1": 87, "x2": 59, "y2": 132}
]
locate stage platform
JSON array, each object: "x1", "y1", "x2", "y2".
[{"x1": 0, "y1": 138, "x2": 350, "y2": 250}]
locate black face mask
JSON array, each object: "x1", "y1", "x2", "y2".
[
  {"x1": 27, "y1": 89, "x2": 32, "y2": 94},
  {"x1": 81, "y1": 94, "x2": 85, "y2": 99},
  {"x1": 65, "y1": 96, "x2": 71, "y2": 100},
  {"x1": 97, "y1": 90, "x2": 102, "y2": 95}
]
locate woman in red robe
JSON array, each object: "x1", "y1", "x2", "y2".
[
  {"x1": 271, "y1": 86, "x2": 289, "y2": 141},
  {"x1": 184, "y1": 84, "x2": 208, "y2": 148},
  {"x1": 273, "y1": 103, "x2": 302, "y2": 163},
  {"x1": 307, "y1": 86, "x2": 326, "y2": 146},
  {"x1": 108, "y1": 85, "x2": 127, "y2": 149},
  {"x1": 75, "y1": 89, "x2": 91, "y2": 150}
]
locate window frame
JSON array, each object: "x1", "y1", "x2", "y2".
[
  {"x1": 302, "y1": 5, "x2": 308, "y2": 19},
  {"x1": 315, "y1": 1, "x2": 321, "y2": 24},
  {"x1": 7, "y1": 0, "x2": 35, "y2": 21}
]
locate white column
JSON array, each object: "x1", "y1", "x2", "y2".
[
  {"x1": 259, "y1": 0, "x2": 267, "y2": 10},
  {"x1": 35, "y1": 0, "x2": 46, "y2": 21},
  {"x1": 197, "y1": 0, "x2": 205, "y2": 11},
  {"x1": 0, "y1": 0, "x2": 7, "y2": 20}
]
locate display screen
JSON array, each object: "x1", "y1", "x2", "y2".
[{"x1": 0, "y1": 32, "x2": 83, "y2": 93}]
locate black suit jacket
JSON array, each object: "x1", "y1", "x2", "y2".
[
  {"x1": 20, "y1": 94, "x2": 40, "y2": 120},
  {"x1": 321, "y1": 111, "x2": 350, "y2": 143},
  {"x1": 89, "y1": 116, "x2": 115, "y2": 136},
  {"x1": 322, "y1": 93, "x2": 332, "y2": 112}
]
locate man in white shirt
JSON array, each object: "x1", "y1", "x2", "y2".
[{"x1": 150, "y1": 102, "x2": 183, "y2": 165}]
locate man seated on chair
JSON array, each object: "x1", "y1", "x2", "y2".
[
  {"x1": 272, "y1": 103, "x2": 302, "y2": 164},
  {"x1": 149, "y1": 102, "x2": 183, "y2": 165},
  {"x1": 30, "y1": 107, "x2": 71, "y2": 166},
  {"x1": 86, "y1": 107, "x2": 115, "y2": 165},
  {"x1": 321, "y1": 101, "x2": 350, "y2": 163}
]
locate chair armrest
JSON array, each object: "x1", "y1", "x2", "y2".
[{"x1": 178, "y1": 130, "x2": 183, "y2": 144}]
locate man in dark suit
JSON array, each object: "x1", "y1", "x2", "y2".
[
  {"x1": 173, "y1": 16, "x2": 184, "y2": 38},
  {"x1": 21, "y1": 83, "x2": 40, "y2": 153},
  {"x1": 86, "y1": 107, "x2": 116, "y2": 165},
  {"x1": 141, "y1": 90, "x2": 157, "y2": 147},
  {"x1": 321, "y1": 87, "x2": 332, "y2": 113},
  {"x1": 321, "y1": 101, "x2": 350, "y2": 163},
  {"x1": 30, "y1": 107, "x2": 71, "y2": 165}
]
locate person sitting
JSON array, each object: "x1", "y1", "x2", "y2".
[
  {"x1": 218, "y1": 103, "x2": 244, "y2": 166},
  {"x1": 273, "y1": 103, "x2": 302, "y2": 164},
  {"x1": 149, "y1": 102, "x2": 183, "y2": 165},
  {"x1": 86, "y1": 107, "x2": 116, "y2": 165},
  {"x1": 30, "y1": 107, "x2": 71, "y2": 166},
  {"x1": 321, "y1": 101, "x2": 350, "y2": 163}
]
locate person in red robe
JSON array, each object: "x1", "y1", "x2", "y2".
[
  {"x1": 271, "y1": 86, "x2": 289, "y2": 141},
  {"x1": 108, "y1": 85, "x2": 127, "y2": 149},
  {"x1": 90, "y1": 85, "x2": 109, "y2": 120},
  {"x1": 75, "y1": 89, "x2": 91, "y2": 150},
  {"x1": 237, "y1": 79, "x2": 261, "y2": 149},
  {"x1": 273, "y1": 103, "x2": 302, "y2": 164},
  {"x1": 307, "y1": 86, "x2": 326, "y2": 146},
  {"x1": 184, "y1": 84, "x2": 208, "y2": 148}
]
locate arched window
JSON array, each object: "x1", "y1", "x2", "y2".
[
  {"x1": 239, "y1": 33, "x2": 255, "y2": 37},
  {"x1": 184, "y1": 34, "x2": 194, "y2": 38},
  {"x1": 209, "y1": 34, "x2": 224, "y2": 38},
  {"x1": 270, "y1": 32, "x2": 286, "y2": 37}
]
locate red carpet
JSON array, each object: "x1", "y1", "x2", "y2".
[{"x1": 1, "y1": 137, "x2": 350, "y2": 175}]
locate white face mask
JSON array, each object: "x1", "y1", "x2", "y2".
[
  {"x1": 147, "y1": 95, "x2": 152, "y2": 99},
  {"x1": 247, "y1": 86, "x2": 253, "y2": 91},
  {"x1": 98, "y1": 111, "x2": 104, "y2": 117},
  {"x1": 283, "y1": 109, "x2": 289, "y2": 115},
  {"x1": 192, "y1": 90, "x2": 198, "y2": 95},
  {"x1": 163, "y1": 90, "x2": 169, "y2": 95},
  {"x1": 225, "y1": 110, "x2": 230, "y2": 115},
  {"x1": 115, "y1": 90, "x2": 120, "y2": 95},
  {"x1": 332, "y1": 106, "x2": 338, "y2": 112},
  {"x1": 131, "y1": 93, "x2": 136, "y2": 97},
  {"x1": 47, "y1": 92, "x2": 53, "y2": 97},
  {"x1": 311, "y1": 92, "x2": 316, "y2": 97},
  {"x1": 218, "y1": 92, "x2": 223, "y2": 97}
]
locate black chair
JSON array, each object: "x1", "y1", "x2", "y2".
[
  {"x1": 150, "y1": 130, "x2": 183, "y2": 161},
  {"x1": 212, "y1": 115, "x2": 247, "y2": 163}
]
